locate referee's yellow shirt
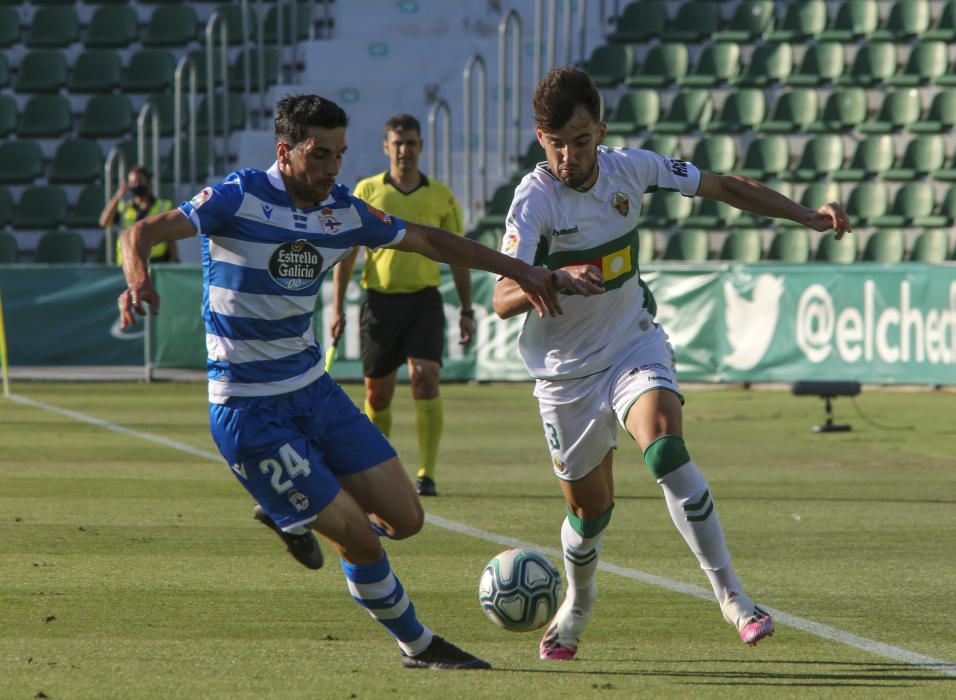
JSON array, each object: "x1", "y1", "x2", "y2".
[{"x1": 352, "y1": 172, "x2": 463, "y2": 293}]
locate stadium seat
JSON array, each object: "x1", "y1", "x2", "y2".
[
  {"x1": 13, "y1": 185, "x2": 68, "y2": 229},
  {"x1": 214, "y1": 3, "x2": 258, "y2": 45},
  {"x1": 778, "y1": 181, "x2": 840, "y2": 229},
  {"x1": 911, "y1": 90, "x2": 956, "y2": 134},
  {"x1": 229, "y1": 47, "x2": 281, "y2": 92},
  {"x1": 15, "y1": 50, "x2": 67, "y2": 93},
  {"x1": 0, "y1": 231, "x2": 17, "y2": 263},
  {"x1": 861, "y1": 229, "x2": 906, "y2": 263},
  {"x1": 661, "y1": 229, "x2": 709, "y2": 261},
  {"x1": 606, "y1": 90, "x2": 659, "y2": 135},
  {"x1": 142, "y1": 93, "x2": 185, "y2": 137},
  {"x1": 859, "y1": 89, "x2": 922, "y2": 133},
  {"x1": 163, "y1": 137, "x2": 213, "y2": 184},
  {"x1": 26, "y1": 5, "x2": 79, "y2": 48},
  {"x1": 143, "y1": 4, "x2": 199, "y2": 47},
  {"x1": 888, "y1": 41, "x2": 948, "y2": 86},
  {"x1": 815, "y1": 233, "x2": 858, "y2": 263},
  {"x1": 35, "y1": 231, "x2": 86, "y2": 264},
  {"x1": 786, "y1": 42, "x2": 845, "y2": 86},
  {"x1": 820, "y1": 0, "x2": 879, "y2": 42},
  {"x1": 884, "y1": 135, "x2": 945, "y2": 181},
  {"x1": 68, "y1": 50, "x2": 122, "y2": 93},
  {"x1": 264, "y1": 2, "x2": 314, "y2": 43},
  {"x1": 690, "y1": 134, "x2": 737, "y2": 174},
  {"x1": 838, "y1": 41, "x2": 897, "y2": 86},
  {"x1": 197, "y1": 93, "x2": 247, "y2": 135},
  {"x1": 759, "y1": 89, "x2": 818, "y2": 133},
  {"x1": 713, "y1": 1, "x2": 774, "y2": 42},
  {"x1": 684, "y1": 198, "x2": 739, "y2": 228},
  {"x1": 67, "y1": 184, "x2": 106, "y2": 228},
  {"x1": 872, "y1": 0, "x2": 931, "y2": 41},
  {"x1": 739, "y1": 135, "x2": 790, "y2": 179},
  {"x1": 0, "y1": 7, "x2": 19, "y2": 47},
  {"x1": 50, "y1": 139, "x2": 104, "y2": 184},
  {"x1": 184, "y1": 49, "x2": 221, "y2": 91},
  {"x1": 766, "y1": 229, "x2": 810, "y2": 262},
  {"x1": 0, "y1": 186, "x2": 11, "y2": 227},
  {"x1": 705, "y1": 89, "x2": 765, "y2": 133},
  {"x1": 583, "y1": 44, "x2": 634, "y2": 88},
  {"x1": 663, "y1": 1, "x2": 720, "y2": 42},
  {"x1": 768, "y1": 0, "x2": 827, "y2": 42},
  {"x1": 873, "y1": 182, "x2": 945, "y2": 228},
  {"x1": 808, "y1": 87, "x2": 868, "y2": 132},
  {"x1": 845, "y1": 181, "x2": 889, "y2": 225},
  {"x1": 925, "y1": 0, "x2": 956, "y2": 41},
  {"x1": 625, "y1": 43, "x2": 688, "y2": 88},
  {"x1": 637, "y1": 229, "x2": 656, "y2": 263},
  {"x1": 639, "y1": 135, "x2": 681, "y2": 158},
  {"x1": 517, "y1": 139, "x2": 545, "y2": 171},
  {"x1": 476, "y1": 184, "x2": 515, "y2": 230},
  {"x1": 788, "y1": 134, "x2": 844, "y2": 181},
  {"x1": 908, "y1": 229, "x2": 951, "y2": 262},
  {"x1": 834, "y1": 135, "x2": 895, "y2": 181},
  {"x1": 654, "y1": 89, "x2": 713, "y2": 133},
  {"x1": 86, "y1": 5, "x2": 138, "y2": 48},
  {"x1": 609, "y1": 0, "x2": 667, "y2": 43},
  {"x1": 681, "y1": 42, "x2": 741, "y2": 87},
  {"x1": 0, "y1": 51, "x2": 7, "y2": 90},
  {"x1": 603, "y1": 135, "x2": 628, "y2": 149},
  {"x1": 933, "y1": 149, "x2": 956, "y2": 181},
  {"x1": 718, "y1": 229, "x2": 763, "y2": 262},
  {"x1": 123, "y1": 50, "x2": 177, "y2": 93},
  {"x1": 639, "y1": 191, "x2": 693, "y2": 228},
  {"x1": 79, "y1": 94, "x2": 134, "y2": 138},
  {"x1": 0, "y1": 95, "x2": 14, "y2": 137},
  {"x1": 733, "y1": 42, "x2": 792, "y2": 86},
  {"x1": 0, "y1": 141, "x2": 43, "y2": 184},
  {"x1": 16, "y1": 95, "x2": 72, "y2": 138}
]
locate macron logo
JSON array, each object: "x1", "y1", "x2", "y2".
[{"x1": 261, "y1": 203, "x2": 274, "y2": 220}]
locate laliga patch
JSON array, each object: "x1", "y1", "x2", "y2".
[
  {"x1": 269, "y1": 239, "x2": 323, "y2": 291},
  {"x1": 502, "y1": 231, "x2": 519, "y2": 256},
  {"x1": 190, "y1": 187, "x2": 213, "y2": 209},
  {"x1": 365, "y1": 203, "x2": 393, "y2": 225}
]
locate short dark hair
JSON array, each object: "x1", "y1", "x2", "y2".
[
  {"x1": 129, "y1": 165, "x2": 151, "y2": 182},
  {"x1": 384, "y1": 114, "x2": 421, "y2": 137},
  {"x1": 532, "y1": 67, "x2": 601, "y2": 132},
  {"x1": 274, "y1": 94, "x2": 349, "y2": 145}
]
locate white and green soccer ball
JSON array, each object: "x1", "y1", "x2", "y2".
[{"x1": 478, "y1": 548, "x2": 561, "y2": 632}]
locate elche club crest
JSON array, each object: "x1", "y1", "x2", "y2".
[
  {"x1": 611, "y1": 191, "x2": 630, "y2": 216},
  {"x1": 269, "y1": 239, "x2": 323, "y2": 290}
]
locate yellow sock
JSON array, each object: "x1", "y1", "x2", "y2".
[
  {"x1": 414, "y1": 396, "x2": 443, "y2": 480},
  {"x1": 364, "y1": 399, "x2": 392, "y2": 438}
]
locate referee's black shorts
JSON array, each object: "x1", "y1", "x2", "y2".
[{"x1": 360, "y1": 287, "x2": 446, "y2": 378}]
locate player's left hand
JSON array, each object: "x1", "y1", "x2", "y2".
[
  {"x1": 459, "y1": 315, "x2": 475, "y2": 346},
  {"x1": 515, "y1": 265, "x2": 562, "y2": 317},
  {"x1": 118, "y1": 284, "x2": 160, "y2": 330},
  {"x1": 808, "y1": 202, "x2": 853, "y2": 239}
]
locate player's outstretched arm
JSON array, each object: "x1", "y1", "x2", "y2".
[
  {"x1": 394, "y1": 222, "x2": 561, "y2": 317},
  {"x1": 493, "y1": 264, "x2": 605, "y2": 320},
  {"x1": 697, "y1": 172, "x2": 853, "y2": 239},
  {"x1": 118, "y1": 209, "x2": 196, "y2": 330}
]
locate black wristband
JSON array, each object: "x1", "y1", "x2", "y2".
[{"x1": 460, "y1": 309, "x2": 475, "y2": 318}]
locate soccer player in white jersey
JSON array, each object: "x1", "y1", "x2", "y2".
[
  {"x1": 493, "y1": 68, "x2": 853, "y2": 661},
  {"x1": 116, "y1": 94, "x2": 564, "y2": 671}
]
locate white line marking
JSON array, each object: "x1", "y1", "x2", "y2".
[{"x1": 8, "y1": 392, "x2": 956, "y2": 678}]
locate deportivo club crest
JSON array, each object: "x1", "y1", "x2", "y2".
[
  {"x1": 611, "y1": 192, "x2": 630, "y2": 216},
  {"x1": 268, "y1": 239, "x2": 323, "y2": 291}
]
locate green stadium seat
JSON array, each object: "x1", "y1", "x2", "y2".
[
  {"x1": 705, "y1": 89, "x2": 765, "y2": 133},
  {"x1": 123, "y1": 50, "x2": 177, "y2": 93},
  {"x1": 913, "y1": 91, "x2": 956, "y2": 132},
  {"x1": 872, "y1": 182, "x2": 945, "y2": 228},
  {"x1": 759, "y1": 89, "x2": 818, "y2": 133},
  {"x1": 925, "y1": 1, "x2": 956, "y2": 41},
  {"x1": 17, "y1": 94, "x2": 72, "y2": 138},
  {"x1": 820, "y1": 0, "x2": 879, "y2": 42},
  {"x1": 786, "y1": 42, "x2": 845, "y2": 86},
  {"x1": 609, "y1": 0, "x2": 667, "y2": 43},
  {"x1": 215, "y1": 3, "x2": 258, "y2": 45},
  {"x1": 859, "y1": 89, "x2": 922, "y2": 133},
  {"x1": 0, "y1": 95, "x2": 14, "y2": 137},
  {"x1": 663, "y1": 1, "x2": 720, "y2": 42},
  {"x1": 884, "y1": 135, "x2": 945, "y2": 181},
  {"x1": 872, "y1": 0, "x2": 931, "y2": 41},
  {"x1": 733, "y1": 42, "x2": 792, "y2": 87},
  {"x1": 833, "y1": 135, "x2": 895, "y2": 181},
  {"x1": 814, "y1": 232, "x2": 858, "y2": 263},
  {"x1": 808, "y1": 87, "x2": 868, "y2": 133},
  {"x1": 184, "y1": 49, "x2": 221, "y2": 92},
  {"x1": 681, "y1": 42, "x2": 741, "y2": 87},
  {"x1": 766, "y1": 229, "x2": 810, "y2": 262},
  {"x1": 661, "y1": 229, "x2": 709, "y2": 261},
  {"x1": 887, "y1": 41, "x2": 948, "y2": 87},
  {"x1": 603, "y1": 135, "x2": 628, "y2": 149},
  {"x1": 639, "y1": 135, "x2": 682, "y2": 158},
  {"x1": 839, "y1": 41, "x2": 897, "y2": 87},
  {"x1": 788, "y1": 134, "x2": 844, "y2": 182},
  {"x1": 0, "y1": 141, "x2": 44, "y2": 184},
  {"x1": 0, "y1": 49, "x2": 7, "y2": 89},
  {"x1": 845, "y1": 181, "x2": 889, "y2": 226},
  {"x1": 197, "y1": 93, "x2": 247, "y2": 135},
  {"x1": 86, "y1": 5, "x2": 138, "y2": 48},
  {"x1": 264, "y1": 2, "x2": 314, "y2": 43},
  {"x1": 68, "y1": 50, "x2": 122, "y2": 93},
  {"x1": 517, "y1": 139, "x2": 545, "y2": 171},
  {"x1": 13, "y1": 185, "x2": 68, "y2": 229},
  {"x1": 606, "y1": 90, "x2": 659, "y2": 135},
  {"x1": 637, "y1": 229, "x2": 656, "y2": 263},
  {"x1": 229, "y1": 47, "x2": 281, "y2": 92},
  {"x1": 776, "y1": 181, "x2": 838, "y2": 228},
  {"x1": 653, "y1": 89, "x2": 713, "y2": 134},
  {"x1": 767, "y1": 0, "x2": 827, "y2": 42},
  {"x1": 690, "y1": 134, "x2": 737, "y2": 174},
  {"x1": 583, "y1": 44, "x2": 634, "y2": 88},
  {"x1": 718, "y1": 229, "x2": 763, "y2": 262},
  {"x1": 713, "y1": 1, "x2": 774, "y2": 42},
  {"x1": 142, "y1": 93, "x2": 186, "y2": 138},
  {"x1": 15, "y1": 50, "x2": 67, "y2": 93},
  {"x1": 50, "y1": 139, "x2": 104, "y2": 185},
  {"x1": 860, "y1": 229, "x2": 905, "y2": 263},
  {"x1": 163, "y1": 137, "x2": 213, "y2": 184},
  {"x1": 932, "y1": 149, "x2": 956, "y2": 181},
  {"x1": 26, "y1": 5, "x2": 79, "y2": 48},
  {"x1": 67, "y1": 184, "x2": 106, "y2": 228},
  {"x1": 0, "y1": 186, "x2": 12, "y2": 226},
  {"x1": 79, "y1": 94, "x2": 134, "y2": 138},
  {"x1": 143, "y1": 4, "x2": 198, "y2": 47},
  {"x1": 476, "y1": 184, "x2": 515, "y2": 230},
  {"x1": 0, "y1": 231, "x2": 17, "y2": 263},
  {"x1": 0, "y1": 7, "x2": 19, "y2": 47},
  {"x1": 739, "y1": 135, "x2": 790, "y2": 179},
  {"x1": 639, "y1": 191, "x2": 693, "y2": 228},
  {"x1": 908, "y1": 229, "x2": 951, "y2": 262},
  {"x1": 625, "y1": 43, "x2": 688, "y2": 88},
  {"x1": 35, "y1": 231, "x2": 86, "y2": 264},
  {"x1": 684, "y1": 198, "x2": 740, "y2": 228}
]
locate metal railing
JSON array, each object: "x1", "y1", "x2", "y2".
[
  {"x1": 205, "y1": 10, "x2": 230, "y2": 178},
  {"x1": 427, "y1": 98, "x2": 451, "y2": 187},
  {"x1": 136, "y1": 102, "x2": 160, "y2": 183},
  {"x1": 102, "y1": 148, "x2": 127, "y2": 266},
  {"x1": 497, "y1": 9, "x2": 521, "y2": 176},
  {"x1": 173, "y1": 54, "x2": 199, "y2": 202},
  {"x1": 463, "y1": 54, "x2": 487, "y2": 226},
  {"x1": 533, "y1": 0, "x2": 593, "y2": 83}
]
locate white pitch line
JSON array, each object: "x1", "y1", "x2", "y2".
[{"x1": 8, "y1": 392, "x2": 956, "y2": 678}]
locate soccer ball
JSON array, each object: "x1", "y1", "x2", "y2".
[{"x1": 478, "y1": 548, "x2": 561, "y2": 632}]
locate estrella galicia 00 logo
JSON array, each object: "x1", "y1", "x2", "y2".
[{"x1": 269, "y1": 239, "x2": 323, "y2": 290}]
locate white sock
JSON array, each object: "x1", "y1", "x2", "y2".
[{"x1": 556, "y1": 517, "x2": 604, "y2": 641}]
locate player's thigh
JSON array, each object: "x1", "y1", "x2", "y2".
[
  {"x1": 537, "y1": 381, "x2": 617, "y2": 483},
  {"x1": 361, "y1": 291, "x2": 410, "y2": 378},
  {"x1": 338, "y1": 456, "x2": 424, "y2": 538}
]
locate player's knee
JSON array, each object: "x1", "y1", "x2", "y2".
[
  {"x1": 642, "y1": 434, "x2": 691, "y2": 480},
  {"x1": 366, "y1": 389, "x2": 391, "y2": 411},
  {"x1": 385, "y1": 504, "x2": 425, "y2": 540}
]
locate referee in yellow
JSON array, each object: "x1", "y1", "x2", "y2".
[{"x1": 330, "y1": 114, "x2": 473, "y2": 497}]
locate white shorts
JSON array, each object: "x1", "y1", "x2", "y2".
[{"x1": 534, "y1": 324, "x2": 681, "y2": 481}]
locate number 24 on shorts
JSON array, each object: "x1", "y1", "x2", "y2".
[{"x1": 232, "y1": 443, "x2": 312, "y2": 494}]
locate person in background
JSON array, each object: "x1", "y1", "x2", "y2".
[{"x1": 100, "y1": 165, "x2": 178, "y2": 264}]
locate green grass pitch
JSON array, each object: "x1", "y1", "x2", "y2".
[{"x1": 1, "y1": 382, "x2": 954, "y2": 699}]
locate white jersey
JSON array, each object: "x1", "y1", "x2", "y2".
[{"x1": 501, "y1": 146, "x2": 700, "y2": 380}]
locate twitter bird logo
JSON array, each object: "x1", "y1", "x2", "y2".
[{"x1": 723, "y1": 274, "x2": 785, "y2": 370}]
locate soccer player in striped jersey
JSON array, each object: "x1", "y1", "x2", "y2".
[
  {"x1": 493, "y1": 68, "x2": 852, "y2": 660},
  {"x1": 116, "y1": 94, "x2": 566, "y2": 671}
]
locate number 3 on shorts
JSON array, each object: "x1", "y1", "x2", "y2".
[
  {"x1": 259, "y1": 443, "x2": 312, "y2": 494},
  {"x1": 544, "y1": 422, "x2": 560, "y2": 450}
]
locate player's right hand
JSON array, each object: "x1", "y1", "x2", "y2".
[
  {"x1": 553, "y1": 265, "x2": 604, "y2": 296},
  {"x1": 118, "y1": 285, "x2": 160, "y2": 330},
  {"x1": 515, "y1": 265, "x2": 562, "y2": 317}
]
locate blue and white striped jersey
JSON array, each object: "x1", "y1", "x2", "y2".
[{"x1": 178, "y1": 162, "x2": 406, "y2": 403}]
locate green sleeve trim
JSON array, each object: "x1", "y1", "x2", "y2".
[{"x1": 566, "y1": 502, "x2": 615, "y2": 538}]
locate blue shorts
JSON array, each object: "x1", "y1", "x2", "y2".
[{"x1": 209, "y1": 374, "x2": 397, "y2": 531}]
